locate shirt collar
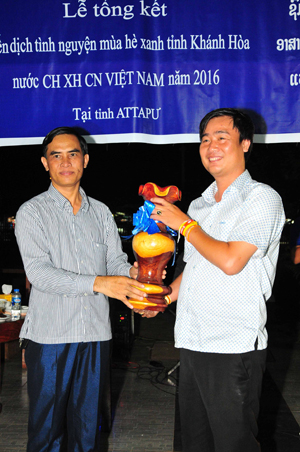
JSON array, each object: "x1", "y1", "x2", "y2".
[
  {"x1": 202, "y1": 170, "x2": 252, "y2": 204},
  {"x1": 47, "y1": 183, "x2": 89, "y2": 212}
]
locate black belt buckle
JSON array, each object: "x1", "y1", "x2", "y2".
[{"x1": 19, "y1": 338, "x2": 29, "y2": 350}]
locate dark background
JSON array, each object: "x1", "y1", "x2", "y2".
[
  {"x1": 1, "y1": 141, "x2": 299, "y2": 216},
  {"x1": 0, "y1": 140, "x2": 299, "y2": 294}
]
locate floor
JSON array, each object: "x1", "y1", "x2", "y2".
[{"x1": 0, "y1": 300, "x2": 300, "y2": 452}]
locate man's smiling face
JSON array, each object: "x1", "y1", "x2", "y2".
[{"x1": 199, "y1": 115, "x2": 250, "y2": 182}]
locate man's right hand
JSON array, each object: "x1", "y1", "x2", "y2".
[
  {"x1": 93, "y1": 276, "x2": 146, "y2": 309},
  {"x1": 134, "y1": 309, "x2": 160, "y2": 318}
]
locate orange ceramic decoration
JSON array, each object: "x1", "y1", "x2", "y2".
[
  {"x1": 128, "y1": 183, "x2": 181, "y2": 311},
  {"x1": 138, "y1": 182, "x2": 182, "y2": 204}
]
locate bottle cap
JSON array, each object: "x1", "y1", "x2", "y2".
[{"x1": 2, "y1": 284, "x2": 12, "y2": 294}]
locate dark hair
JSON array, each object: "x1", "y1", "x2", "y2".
[
  {"x1": 42, "y1": 127, "x2": 88, "y2": 158},
  {"x1": 199, "y1": 108, "x2": 254, "y2": 162}
]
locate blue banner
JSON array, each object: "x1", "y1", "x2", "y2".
[{"x1": 0, "y1": 0, "x2": 300, "y2": 145}]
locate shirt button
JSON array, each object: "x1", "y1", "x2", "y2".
[
  {"x1": 81, "y1": 260, "x2": 84, "y2": 264},
  {"x1": 84, "y1": 293, "x2": 88, "y2": 296}
]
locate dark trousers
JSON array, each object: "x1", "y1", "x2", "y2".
[
  {"x1": 179, "y1": 347, "x2": 267, "y2": 452},
  {"x1": 25, "y1": 340, "x2": 110, "y2": 452}
]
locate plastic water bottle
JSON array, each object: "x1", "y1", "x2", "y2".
[{"x1": 11, "y1": 289, "x2": 21, "y2": 320}]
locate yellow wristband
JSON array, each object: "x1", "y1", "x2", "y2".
[
  {"x1": 186, "y1": 224, "x2": 199, "y2": 242},
  {"x1": 182, "y1": 221, "x2": 198, "y2": 236},
  {"x1": 164, "y1": 295, "x2": 172, "y2": 305}
]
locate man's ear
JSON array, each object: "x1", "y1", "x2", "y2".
[
  {"x1": 242, "y1": 139, "x2": 251, "y2": 154},
  {"x1": 41, "y1": 156, "x2": 49, "y2": 171},
  {"x1": 83, "y1": 153, "x2": 89, "y2": 169}
]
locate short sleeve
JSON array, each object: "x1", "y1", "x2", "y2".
[{"x1": 228, "y1": 187, "x2": 285, "y2": 256}]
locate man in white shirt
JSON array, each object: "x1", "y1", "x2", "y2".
[{"x1": 148, "y1": 108, "x2": 285, "y2": 451}]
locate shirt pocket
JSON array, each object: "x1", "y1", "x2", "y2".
[
  {"x1": 211, "y1": 220, "x2": 237, "y2": 241},
  {"x1": 91, "y1": 241, "x2": 108, "y2": 275}
]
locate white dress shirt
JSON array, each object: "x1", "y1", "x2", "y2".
[{"x1": 175, "y1": 171, "x2": 285, "y2": 354}]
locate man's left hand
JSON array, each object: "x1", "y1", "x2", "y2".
[
  {"x1": 134, "y1": 308, "x2": 160, "y2": 318},
  {"x1": 129, "y1": 262, "x2": 139, "y2": 279}
]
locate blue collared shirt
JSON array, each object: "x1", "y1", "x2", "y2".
[
  {"x1": 15, "y1": 184, "x2": 131, "y2": 344},
  {"x1": 175, "y1": 171, "x2": 285, "y2": 354}
]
